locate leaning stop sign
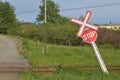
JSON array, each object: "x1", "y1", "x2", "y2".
[
  {"x1": 70, "y1": 10, "x2": 109, "y2": 74},
  {"x1": 80, "y1": 28, "x2": 97, "y2": 43}
]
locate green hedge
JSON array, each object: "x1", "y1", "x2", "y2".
[{"x1": 8, "y1": 23, "x2": 120, "y2": 48}]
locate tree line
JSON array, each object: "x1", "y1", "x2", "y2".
[
  {"x1": 0, "y1": 0, "x2": 68, "y2": 27},
  {"x1": 0, "y1": 1, "x2": 17, "y2": 33}
]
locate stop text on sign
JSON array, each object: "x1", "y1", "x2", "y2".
[
  {"x1": 70, "y1": 10, "x2": 109, "y2": 74},
  {"x1": 81, "y1": 29, "x2": 97, "y2": 43},
  {"x1": 82, "y1": 31, "x2": 96, "y2": 41}
]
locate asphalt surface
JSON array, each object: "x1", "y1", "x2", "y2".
[{"x1": 0, "y1": 36, "x2": 30, "y2": 80}]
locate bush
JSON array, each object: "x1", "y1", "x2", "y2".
[
  {"x1": 0, "y1": 27, "x2": 7, "y2": 34},
  {"x1": 8, "y1": 23, "x2": 120, "y2": 48},
  {"x1": 0, "y1": 1, "x2": 17, "y2": 32},
  {"x1": 97, "y1": 28, "x2": 120, "y2": 48},
  {"x1": 9, "y1": 23, "x2": 84, "y2": 45}
]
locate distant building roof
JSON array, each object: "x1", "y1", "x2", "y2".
[{"x1": 99, "y1": 24, "x2": 120, "y2": 26}]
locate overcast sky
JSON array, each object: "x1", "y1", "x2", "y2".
[{"x1": 2, "y1": 0, "x2": 120, "y2": 24}]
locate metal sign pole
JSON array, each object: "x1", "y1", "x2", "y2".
[
  {"x1": 44, "y1": 0, "x2": 47, "y2": 23},
  {"x1": 91, "y1": 42, "x2": 109, "y2": 74},
  {"x1": 70, "y1": 11, "x2": 109, "y2": 74}
]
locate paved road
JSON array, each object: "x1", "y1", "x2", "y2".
[{"x1": 0, "y1": 36, "x2": 30, "y2": 80}]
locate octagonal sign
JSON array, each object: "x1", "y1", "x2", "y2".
[{"x1": 81, "y1": 28, "x2": 97, "y2": 43}]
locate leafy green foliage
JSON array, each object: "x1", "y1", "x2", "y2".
[
  {"x1": 9, "y1": 23, "x2": 120, "y2": 48},
  {"x1": 9, "y1": 23, "x2": 83, "y2": 46},
  {"x1": 36, "y1": 0, "x2": 68, "y2": 23},
  {"x1": 0, "y1": 1, "x2": 17, "y2": 34},
  {"x1": 0, "y1": 1, "x2": 17, "y2": 28}
]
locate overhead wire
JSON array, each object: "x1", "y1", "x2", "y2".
[
  {"x1": 61, "y1": 2, "x2": 120, "y2": 11},
  {"x1": 16, "y1": 2, "x2": 120, "y2": 14},
  {"x1": 15, "y1": 2, "x2": 120, "y2": 23}
]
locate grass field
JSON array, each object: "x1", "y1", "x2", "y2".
[
  {"x1": 5, "y1": 35, "x2": 120, "y2": 80},
  {"x1": 18, "y1": 37, "x2": 120, "y2": 67},
  {"x1": 18, "y1": 68, "x2": 120, "y2": 80}
]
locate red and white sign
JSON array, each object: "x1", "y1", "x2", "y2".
[
  {"x1": 70, "y1": 11, "x2": 109, "y2": 74},
  {"x1": 70, "y1": 10, "x2": 99, "y2": 43},
  {"x1": 81, "y1": 28, "x2": 97, "y2": 43},
  {"x1": 70, "y1": 11, "x2": 98, "y2": 37}
]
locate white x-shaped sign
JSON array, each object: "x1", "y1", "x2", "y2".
[{"x1": 70, "y1": 11, "x2": 98, "y2": 37}]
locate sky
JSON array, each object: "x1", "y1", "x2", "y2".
[{"x1": 2, "y1": 0, "x2": 120, "y2": 24}]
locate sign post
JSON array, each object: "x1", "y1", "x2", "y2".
[
  {"x1": 91, "y1": 42, "x2": 108, "y2": 74},
  {"x1": 70, "y1": 10, "x2": 109, "y2": 74}
]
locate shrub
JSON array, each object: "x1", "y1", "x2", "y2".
[
  {"x1": 97, "y1": 28, "x2": 120, "y2": 48},
  {"x1": 8, "y1": 23, "x2": 120, "y2": 48}
]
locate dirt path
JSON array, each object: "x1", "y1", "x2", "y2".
[{"x1": 0, "y1": 36, "x2": 30, "y2": 80}]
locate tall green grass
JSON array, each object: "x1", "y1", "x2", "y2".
[
  {"x1": 4, "y1": 35, "x2": 120, "y2": 80},
  {"x1": 18, "y1": 37, "x2": 120, "y2": 67},
  {"x1": 18, "y1": 68, "x2": 120, "y2": 80}
]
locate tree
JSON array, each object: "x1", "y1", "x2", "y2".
[
  {"x1": 36, "y1": 0, "x2": 61, "y2": 23},
  {"x1": 0, "y1": 1, "x2": 17, "y2": 29}
]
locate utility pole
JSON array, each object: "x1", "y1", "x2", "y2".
[{"x1": 44, "y1": 0, "x2": 47, "y2": 23}]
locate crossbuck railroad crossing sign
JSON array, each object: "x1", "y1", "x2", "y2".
[
  {"x1": 70, "y1": 11, "x2": 98, "y2": 38},
  {"x1": 70, "y1": 10, "x2": 109, "y2": 74}
]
